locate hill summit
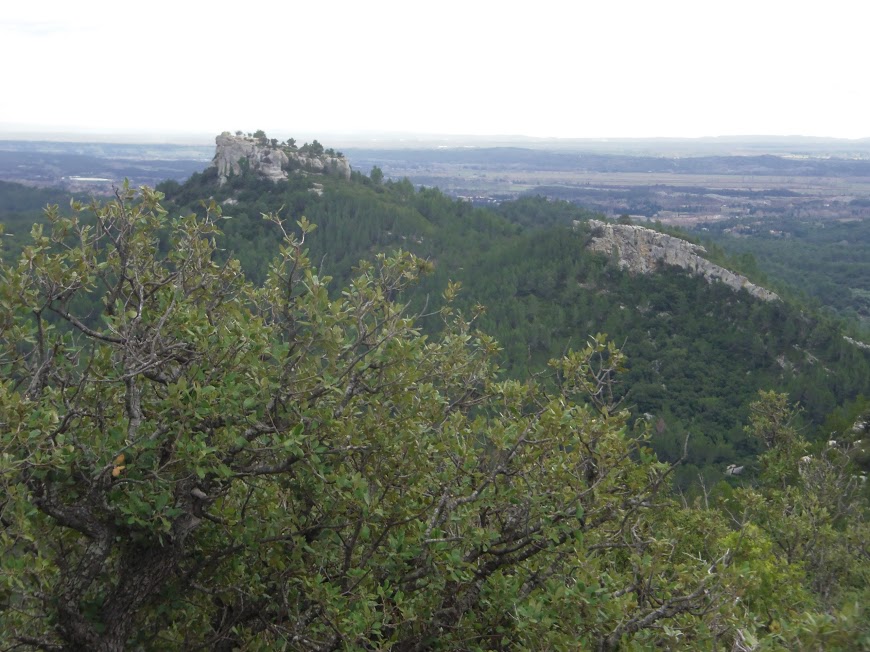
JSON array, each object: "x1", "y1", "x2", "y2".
[{"x1": 211, "y1": 131, "x2": 351, "y2": 184}]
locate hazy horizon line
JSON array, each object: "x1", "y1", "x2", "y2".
[{"x1": 2, "y1": 125, "x2": 870, "y2": 150}]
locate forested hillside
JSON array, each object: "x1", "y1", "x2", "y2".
[
  {"x1": 4, "y1": 156, "x2": 870, "y2": 487},
  {"x1": 148, "y1": 159, "x2": 870, "y2": 488},
  {"x1": 1, "y1": 181, "x2": 868, "y2": 650},
  {"x1": 701, "y1": 216, "x2": 870, "y2": 330}
]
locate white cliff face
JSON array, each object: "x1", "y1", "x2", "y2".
[
  {"x1": 211, "y1": 133, "x2": 351, "y2": 184},
  {"x1": 584, "y1": 219, "x2": 779, "y2": 302},
  {"x1": 844, "y1": 336, "x2": 870, "y2": 352},
  {"x1": 212, "y1": 133, "x2": 258, "y2": 182}
]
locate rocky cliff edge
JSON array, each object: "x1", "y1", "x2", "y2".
[
  {"x1": 583, "y1": 219, "x2": 779, "y2": 302},
  {"x1": 211, "y1": 132, "x2": 351, "y2": 185}
]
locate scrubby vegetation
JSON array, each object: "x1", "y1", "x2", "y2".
[{"x1": 1, "y1": 155, "x2": 869, "y2": 649}]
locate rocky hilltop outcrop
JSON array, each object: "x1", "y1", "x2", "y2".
[
  {"x1": 211, "y1": 132, "x2": 351, "y2": 185},
  {"x1": 583, "y1": 219, "x2": 779, "y2": 302}
]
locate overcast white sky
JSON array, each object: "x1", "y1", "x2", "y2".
[{"x1": 1, "y1": 0, "x2": 866, "y2": 141}]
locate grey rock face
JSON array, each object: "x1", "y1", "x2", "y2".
[
  {"x1": 844, "y1": 336, "x2": 870, "y2": 352},
  {"x1": 584, "y1": 219, "x2": 779, "y2": 302},
  {"x1": 212, "y1": 133, "x2": 258, "y2": 182},
  {"x1": 211, "y1": 132, "x2": 351, "y2": 184}
]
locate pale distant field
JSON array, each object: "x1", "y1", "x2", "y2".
[{"x1": 397, "y1": 167, "x2": 870, "y2": 197}]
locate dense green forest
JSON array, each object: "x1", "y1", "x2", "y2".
[
  {"x1": 701, "y1": 216, "x2": 870, "y2": 331},
  {"x1": 2, "y1": 148, "x2": 870, "y2": 649},
  {"x1": 3, "y1": 165, "x2": 870, "y2": 489},
  {"x1": 145, "y1": 163, "x2": 870, "y2": 488},
  {"x1": 0, "y1": 180, "x2": 78, "y2": 214}
]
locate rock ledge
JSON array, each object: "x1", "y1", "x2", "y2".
[
  {"x1": 584, "y1": 219, "x2": 779, "y2": 302},
  {"x1": 211, "y1": 132, "x2": 351, "y2": 185}
]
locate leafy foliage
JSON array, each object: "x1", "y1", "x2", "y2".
[
  {"x1": 147, "y1": 171, "x2": 870, "y2": 486},
  {"x1": 1, "y1": 187, "x2": 868, "y2": 650},
  {"x1": 0, "y1": 187, "x2": 728, "y2": 649},
  {"x1": 6, "y1": 171, "x2": 870, "y2": 489}
]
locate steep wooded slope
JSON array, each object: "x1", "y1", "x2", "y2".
[{"x1": 150, "y1": 146, "x2": 870, "y2": 488}]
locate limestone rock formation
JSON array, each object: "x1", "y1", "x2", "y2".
[
  {"x1": 211, "y1": 132, "x2": 351, "y2": 185},
  {"x1": 844, "y1": 335, "x2": 870, "y2": 352},
  {"x1": 583, "y1": 219, "x2": 779, "y2": 302}
]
